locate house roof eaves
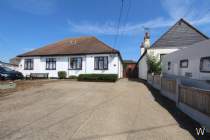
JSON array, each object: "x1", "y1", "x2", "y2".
[{"x1": 137, "y1": 49, "x2": 147, "y2": 64}]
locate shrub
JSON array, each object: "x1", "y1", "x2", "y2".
[
  {"x1": 58, "y1": 71, "x2": 67, "y2": 79},
  {"x1": 78, "y1": 74, "x2": 118, "y2": 82},
  {"x1": 68, "y1": 75, "x2": 78, "y2": 79},
  {"x1": 146, "y1": 54, "x2": 161, "y2": 74}
]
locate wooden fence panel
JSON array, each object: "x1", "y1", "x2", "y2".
[
  {"x1": 161, "y1": 78, "x2": 176, "y2": 94},
  {"x1": 179, "y1": 85, "x2": 210, "y2": 117},
  {"x1": 153, "y1": 75, "x2": 161, "y2": 87}
]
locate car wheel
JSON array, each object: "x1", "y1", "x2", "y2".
[{"x1": 0, "y1": 76, "x2": 5, "y2": 81}]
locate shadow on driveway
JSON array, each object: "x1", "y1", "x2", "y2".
[{"x1": 128, "y1": 78, "x2": 210, "y2": 140}]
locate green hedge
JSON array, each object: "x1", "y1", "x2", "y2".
[
  {"x1": 58, "y1": 71, "x2": 67, "y2": 79},
  {"x1": 78, "y1": 74, "x2": 118, "y2": 82},
  {"x1": 68, "y1": 75, "x2": 78, "y2": 79}
]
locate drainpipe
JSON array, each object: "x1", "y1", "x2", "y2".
[{"x1": 85, "y1": 55, "x2": 87, "y2": 73}]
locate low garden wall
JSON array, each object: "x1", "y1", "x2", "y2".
[{"x1": 147, "y1": 74, "x2": 210, "y2": 130}]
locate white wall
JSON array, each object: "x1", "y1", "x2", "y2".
[
  {"x1": 138, "y1": 47, "x2": 179, "y2": 80},
  {"x1": 18, "y1": 54, "x2": 123, "y2": 78},
  {"x1": 162, "y1": 40, "x2": 210, "y2": 80},
  {"x1": 138, "y1": 55, "x2": 147, "y2": 80},
  {"x1": 148, "y1": 48, "x2": 179, "y2": 60},
  {"x1": 117, "y1": 56, "x2": 123, "y2": 78}
]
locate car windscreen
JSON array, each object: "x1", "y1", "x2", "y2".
[{"x1": 2, "y1": 67, "x2": 13, "y2": 72}]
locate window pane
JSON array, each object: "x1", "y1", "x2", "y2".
[
  {"x1": 73, "y1": 59, "x2": 76, "y2": 69},
  {"x1": 24, "y1": 59, "x2": 33, "y2": 70},
  {"x1": 104, "y1": 57, "x2": 108, "y2": 69},
  {"x1": 99, "y1": 60, "x2": 103, "y2": 69},
  {"x1": 182, "y1": 61, "x2": 188, "y2": 67},
  {"x1": 94, "y1": 56, "x2": 108, "y2": 70},
  {"x1": 94, "y1": 57, "x2": 99, "y2": 69},
  {"x1": 69, "y1": 57, "x2": 82, "y2": 69},
  {"x1": 46, "y1": 58, "x2": 56, "y2": 70},
  {"x1": 168, "y1": 62, "x2": 171, "y2": 70},
  {"x1": 77, "y1": 58, "x2": 82, "y2": 69},
  {"x1": 180, "y1": 60, "x2": 188, "y2": 68},
  {"x1": 201, "y1": 58, "x2": 210, "y2": 71}
]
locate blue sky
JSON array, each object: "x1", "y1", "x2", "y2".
[{"x1": 0, "y1": 0, "x2": 210, "y2": 62}]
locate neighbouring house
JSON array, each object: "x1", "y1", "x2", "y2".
[
  {"x1": 123, "y1": 60, "x2": 138, "y2": 78},
  {"x1": 0, "y1": 60, "x2": 19, "y2": 70},
  {"x1": 137, "y1": 18, "x2": 209, "y2": 80},
  {"x1": 162, "y1": 39, "x2": 210, "y2": 81},
  {"x1": 17, "y1": 36, "x2": 123, "y2": 78},
  {"x1": 10, "y1": 57, "x2": 21, "y2": 66}
]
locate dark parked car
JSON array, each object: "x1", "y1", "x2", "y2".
[{"x1": 0, "y1": 66, "x2": 23, "y2": 80}]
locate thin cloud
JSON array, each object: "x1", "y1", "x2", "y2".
[
  {"x1": 68, "y1": 20, "x2": 117, "y2": 35},
  {"x1": 161, "y1": 0, "x2": 192, "y2": 20},
  {"x1": 161, "y1": 0, "x2": 210, "y2": 24},
  {"x1": 67, "y1": 18, "x2": 175, "y2": 36},
  {"x1": 68, "y1": 0, "x2": 210, "y2": 36},
  {"x1": 6, "y1": 0, "x2": 58, "y2": 15}
]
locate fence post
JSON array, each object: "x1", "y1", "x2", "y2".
[
  {"x1": 152, "y1": 73, "x2": 154, "y2": 85},
  {"x1": 160, "y1": 74, "x2": 162, "y2": 90},
  {"x1": 176, "y1": 78, "x2": 181, "y2": 106}
]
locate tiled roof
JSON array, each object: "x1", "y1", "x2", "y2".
[{"x1": 18, "y1": 36, "x2": 119, "y2": 57}]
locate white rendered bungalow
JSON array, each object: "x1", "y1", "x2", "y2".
[
  {"x1": 137, "y1": 19, "x2": 208, "y2": 80},
  {"x1": 162, "y1": 39, "x2": 210, "y2": 81},
  {"x1": 17, "y1": 36, "x2": 123, "y2": 78}
]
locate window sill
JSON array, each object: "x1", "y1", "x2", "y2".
[
  {"x1": 94, "y1": 69, "x2": 108, "y2": 70},
  {"x1": 68, "y1": 69, "x2": 82, "y2": 70},
  {"x1": 200, "y1": 70, "x2": 210, "y2": 73}
]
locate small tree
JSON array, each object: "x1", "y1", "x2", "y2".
[{"x1": 146, "y1": 54, "x2": 161, "y2": 74}]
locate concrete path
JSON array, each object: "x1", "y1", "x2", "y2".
[{"x1": 0, "y1": 79, "x2": 194, "y2": 140}]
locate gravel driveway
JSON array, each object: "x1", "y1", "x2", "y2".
[{"x1": 0, "y1": 79, "x2": 195, "y2": 140}]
